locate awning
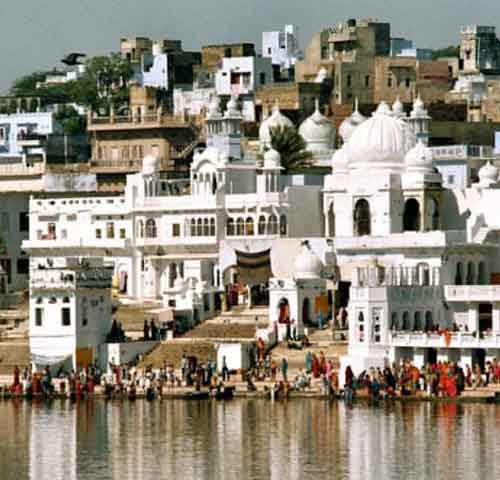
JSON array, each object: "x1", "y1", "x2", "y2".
[{"x1": 235, "y1": 248, "x2": 272, "y2": 285}]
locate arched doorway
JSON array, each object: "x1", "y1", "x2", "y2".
[
  {"x1": 427, "y1": 197, "x2": 439, "y2": 230},
  {"x1": 278, "y1": 298, "x2": 290, "y2": 324},
  {"x1": 403, "y1": 198, "x2": 421, "y2": 231},
  {"x1": 353, "y1": 199, "x2": 371, "y2": 236},
  {"x1": 302, "y1": 298, "x2": 311, "y2": 325}
]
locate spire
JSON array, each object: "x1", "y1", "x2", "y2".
[
  {"x1": 272, "y1": 99, "x2": 280, "y2": 115},
  {"x1": 354, "y1": 97, "x2": 359, "y2": 113},
  {"x1": 314, "y1": 98, "x2": 320, "y2": 113}
]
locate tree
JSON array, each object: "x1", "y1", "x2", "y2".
[
  {"x1": 53, "y1": 105, "x2": 86, "y2": 134},
  {"x1": 269, "y1": 125, "x2": 313, "y2": 173},
  {"x1": 432, "y1": 45, "x2": 460, "y2": 60}
]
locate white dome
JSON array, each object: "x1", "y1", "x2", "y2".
[
  {"x1": 207, "y1": 96, "x2": 221, "y2": 119},
  {"x1": 142, "y1": 154, "x2": 160, "y2": 175},
  {"x1": 293, "y1": 242, "x2": 323, "y2": 279},
  {"x1": 225, "y1": 95, "x2": 241, "y2": 118},
  {"x1": 339, "y1": 99, "x2": 366, "y2": 142},
  {"x1": 392, "y1": 96, "x2": 405, "y2": 118},
  {"x1": 263, "y1": 148, "x2": 282, "y2": 169},
  {"x1": 259, "y1": 103, "x2": 294, "y2": 149},
  {"x1": 299, "y1": 101, "x2": 335, "y2": 153},
  {"x1": 411, "y1": 93, "x2": 428, "y2": 118},
  {"x1": 347, "y1": 102, "x2": 416, "y2": 172},
  {"x1": 478, "y1": 161, "x2": 499, "y2": 186},
  {"x1": 331, "y1": 146, "x2": 350, "y2": 172},
  {"x1": 405, "y1": 140, "x2": 434, "y2": 173}
]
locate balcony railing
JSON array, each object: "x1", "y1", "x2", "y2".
[
  {"x1": 390, "y1": 331, "x2": 500, "y2": 348},
  {"x1": 444, "y1": 285, "x2": 500, "y2": 302},
  {"x1": 90, "y1": 158, "x2": 171, "y2": 172},
  {"x1": 87, "y1": 113, "x2": 190, "y2": 130},
  {"x1": 0, "y1": 161, "x2": 44, "y2": 176}
]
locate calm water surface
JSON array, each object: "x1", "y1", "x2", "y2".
[{"x1": 0, "y1": 398, "x2": 499, "y2": 480}]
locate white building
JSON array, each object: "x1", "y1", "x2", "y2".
[
  {"x1": 262, "y1": 24, "x2": 300, "y2": 70},
  {"x1": 29, "y1": 257, "x2": 113, "y2": 372}
]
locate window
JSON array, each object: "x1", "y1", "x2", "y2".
[
  {"x1": 137, "y1": 220, "x2": 144, "y2": 238},
  {"x1": 260, "y1": 72, "x2": 266, "y2": 84},
  {"x1": 145, "y1": 219, "x2": 157, "y2": 238},
  {"x1": 447, "y1": 175, "x2": 455, "y2": 185},
  {"x1": 209, "y1": 218, "x2": 215, "y2": 236},
  {"x1": 236, "y1": 218, "x2": 245, "y2": 236},
  {"x1": 268, "y1": 215, "x2": 278, "y2": 235},
  {"x1": 106, "y1": 222, "x2": 115, "y2": 239},
  {"x1": 279, "y1": 215, "x2": 287, "y2": 236},
  {"x1": 190, "y1": 219, "x2": 196, "y2": 236},
  {"x1": 258, "y1": 215, "x2": 266, "y2": 235},
  {"x1": 267, "y1": 47, "x2": 272, "y2": 55},
  {"x1": 172, "y1": 224, "x2": 181, "y2": 237},
  {"x1": 95, "y1": 228, "x2": 102, "y2": 239},
  {"x1": 197, "y1": 218, "x2": 203, "y2": 236},
  {"x1": 405, "y1": 78, "x2": 410, "y2": 88},
  {"x1": 61, "y1": 308, "x2": 71, "y2": 326},
  {"x1": 245, "y1": 217, "x2": 254, "y2": 236},
  {"x1": 373, "y1": 309, "x2": 381, "y2": 342},
  {"x1": 35, "y1": 308, "x2": 43, "y2": 327},
  {"x1": 358, "y1": 311, "x2": 365, "y2": 342},
  {"x1": 403, "y1": 198, "x2": 421, "y2": 232},
  {"x1": 19, "y1": 212, "x2": 29, "y2": 232},
  {"x1": 226, "y1": 218, "x2": 235, "y2": 236},
  {"x1": 346, "y1": 74, "x2": 352, "y2": 87},
  {"x1": 120, "y1": 228, "x2": 126, "y2": 239},
  {"x1": 388, "y1": 75, "x2": 392, "y2": 87},
  {"x1": 365, "y1": 75, "x2": 370, "y2": 87},
  {"x1": 354, "y1": 199, "x2": 371, "y2": 236},
  {"x1": 0, "y1": 127, "x2": 6, "y2": 143},
  {"x1": 17, "y1": 258, "x2": 29, "y2": 274}
]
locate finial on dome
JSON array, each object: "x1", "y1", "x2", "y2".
[
  {"x1": 314, "y1": 98, "x2": 320, "y2": 113},
  {"x1": 354, "y1": 97, "x2": 359, "y2": 112},
  {"x1": 272, "y1": 99, "x2": 280, "y2": 114}
]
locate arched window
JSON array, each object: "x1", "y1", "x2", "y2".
[
  {"x1": 425, "y1": 311, "x2": 433, "y2": 331},
  {"x1": 197, "y1": 218, "x2": 203, "y2": 236},
  {"x1": 236, "y1": 218, "x2": 244, "y2": 236},
  {"x1": 357, "y1": 311, "x2": 365, "y2": 342},
  {"x1": 478, "y1": 261, "x2": 487, "y2": 285},
  {"x1": 417, "y1": 263, "x2": 430, "y2": 286},
  {"x1": 212, "y1": 175, "x2": 218, "y2": 195},
  {"x1": 414, "y1": 312, "x2": 422, "y2": 331},
  {"x1": 210, "y1": 218, "x2": 216, "y2": 236},
  {"x1": 226, "y1": 218, "x2": 235, "y2": 236},
  {"x1": 258, "y1": 215, "x2": 266, "y2": 235},
  {"x1": 190, "y1": 219, "x2": 196, "y2": 236},
  {"x1": 137, "y1": 220, "x2": 144, "y2": 238},
  {"x1": 391, "y1": 312, "x2": 398, "y2": 330},
  {"x1": 455, "y1": 262, "x2": 463, "y2": 285},
  {"x1": 403, "y1": 198, "x2": 421, "y2": 232},
  {"x1": 268, "y1": 215, "x2": 278, "y2": 235},
  {"x1": 203, "y1": 218, "x2": 210, "y2": 236},
  {"x1": 466, "y1": 261, "x2": 475, "y2": 285},
  {"x1": 145, "y1": 219, "x2": 157, "y2": 238},
  {"x1": 402, "y1": 311, "x2": 410, "y2": 330},
  {"x1": 245, "y1": 217, "x2": 254, "y2": 236},
  {"x1": 279, "y1": 215, "x2": 287, "y2": 236},
  {"x1": 354, "y1": 199, "x2": 371, "y2": 236}
]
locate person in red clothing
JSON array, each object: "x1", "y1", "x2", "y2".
[{"x1": 11, "y1": 365, "x2": 20, "y2": 393}]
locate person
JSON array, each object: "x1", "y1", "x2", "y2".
[
  {"x1": 41, "y1": 365, "x2": 52, "y2": 396},
  {"x1": 305, "y1": 351, "x2": 313, "y2": 374},
  {"x1": 221, "y1": 356, "x2": 229, "y2": 382},
  {"x1": 150, "y1": 319, "x2": 158, "y2": 341},
  {"x1": 281, "y1": 357, "x2": 288, "y2": 383},
  {"x1": 291, "y1": 318, "x2": 297, "y2": 341},
  {"x1": 143, "y1": 319, "x2": 150, "y2": 340}
]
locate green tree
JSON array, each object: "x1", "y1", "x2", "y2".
[
  {"x1": 269, "y1": 125, "x2": 313, "y2": 174},
  {"x1": 432, "y1": 45, "x2": 460, "y2": 60},
  {"x1": 53, "y1": 105, "x2": 86, "y2": 134}
]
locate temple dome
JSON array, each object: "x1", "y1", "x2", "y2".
[
  {"x1": 339, "y1": 99, "x2": 366, "y2": 142},
  {"x1": 478, "y1": 161, "x2": 499, "y2": 187},
  {"x1": 263, "y1": 148, "x2": 282, "y2": 169},
  {"x1": 346, "y1": 102, "x2": 416, "y2": 172},
  {"x1": 259, "y1": 103, "x2": 294, "y2": 149},
  {"x1": 298, "y1": 100, "x2": 335, "y2": 153},
  {"x1": 293, "y1": 241, "x2": 323, "y2": 279},
  {"x1": 142, "y1": 154, "x2": 160, "y2": 175},
  {"x1": 405, "y1": 140, "x2": 434, "y2": 173}
]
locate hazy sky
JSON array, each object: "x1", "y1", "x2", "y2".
[{"x1": 1, "y1": 0, "x2": 499, "y2": 93}]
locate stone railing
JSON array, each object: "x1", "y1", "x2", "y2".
[
  {"x1": 444, "y1": 285, "x2": 500, "y2": 302},
  {"x1": 390, "y1": 331, "x2": 500, "y2": 348}
]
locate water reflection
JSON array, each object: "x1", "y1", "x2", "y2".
[{"x1": 0, "y1": 399, "x2": 498, "y2": 480}]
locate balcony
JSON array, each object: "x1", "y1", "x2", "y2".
[
  {"x1": 87, "y1": 112, "x2": 191, "y2": 132},
  {"x1": 90, "y1": 158, "x2": 172, "y2": 173},
  {"x1": 0, "y1": 161, "x2": 44, "y2": 177},
  {"x1": 390, "y1": 331, "x2": 500, "y2": 349},
  {"x1": 444, "y1": 285, "x2": 500, "y2": 303}
]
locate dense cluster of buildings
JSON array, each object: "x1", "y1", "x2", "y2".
[{"x1": 2, "y1": 18, "x2": 500, "y2": 374}]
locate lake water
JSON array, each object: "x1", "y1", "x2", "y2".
[{"x1": 0, "y1": 399, "x2": 498, "y2": 480}]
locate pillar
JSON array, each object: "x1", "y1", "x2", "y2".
[
  {"x1": 492, "y1": 302, "x2": 500, "y2": 333},
  {"x1": 468, "y1": 303, "x2": 479, "y2": 337},
  {"x1": 413, "y1": 348, "x2": 426, "y2": 368}
]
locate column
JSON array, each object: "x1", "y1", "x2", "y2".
[
  {"x1": 468, "y1": 303, "x2": 479, "y2": 337},
  {"x1": 492, "y1": 302, "x2": 500, "y2": 333},
  {"x1": 413, "y1": 348, "x2": 426, "y2": 369}
]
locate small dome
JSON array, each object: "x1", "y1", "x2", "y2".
[
  {"x1": 259, "y1": 102, "x2": 294, "y2": 149},
  {"x1": 263, "y1": 148, "x2": 282, "y2": 169},
  {"x1": 293, "y1": 241, "x2": 323, "y2": 279},
  {"x1": 405, "y1": 140, "x2": 434, "y2": 172},
  {"x1": 392, "y1": 96, "x2": 405, "y2": 118},
  {"x1": 347, "y1": 103, "x2": 416, "y2": 172},
  {"x1": 478, "y1": 161, "x2": 499, "y2": 187},
  {"x1": 207, "y1": 96, "x2": 221, "y2": 119},
  {"x1": 142, "y1": 154, "x2": 160, "y2": 175},
  {"x1": 411, "y1": 93, "x2": 428, "y2": 118},
  {"x1": 225, "y1": 95, "x2": 241, "y2": 118},
  {"x1": 331, "y1": 146, "x2": 350, "y2": 172},
  {"x1": 339, "y1": 99, "x2": 366, "y2": 142},
  {"x1": 298, "y1": 100, "x2": 335, "y2": 153}
]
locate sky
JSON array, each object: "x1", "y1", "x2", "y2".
[{"x1": 1, "y1": 0, "x2": 500, "y2": 93}]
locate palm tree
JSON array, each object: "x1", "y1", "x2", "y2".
[{"x1": 269, "y1": 125, "x2": 312, "y2": 174}]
